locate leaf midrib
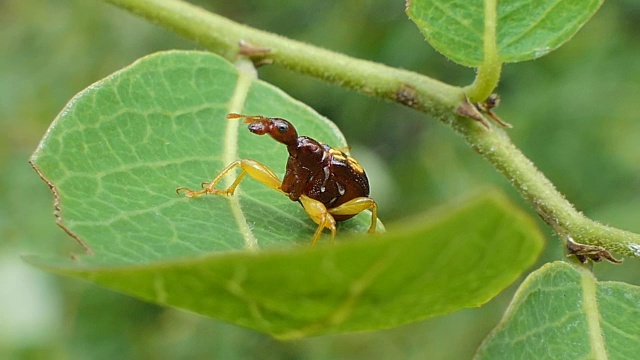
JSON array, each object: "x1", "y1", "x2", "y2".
[
  {"x1": 580, "y1": 266, "x2": 608, "y2": 359},
  {"x1": 223, "y1": 59, "x2": 259, "y2": 251}
]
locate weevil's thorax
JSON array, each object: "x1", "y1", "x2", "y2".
[{"x1": 281, "y1": 136, "x2": 370, "y2": 220}]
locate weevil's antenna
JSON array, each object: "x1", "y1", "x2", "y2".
[{"x1": 226, "y1": 113, "x2": 270, "y2": 124}]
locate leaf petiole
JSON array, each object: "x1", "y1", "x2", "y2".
[{"x1": 464, "y1": 0, "x2": 502, "y2": 102}]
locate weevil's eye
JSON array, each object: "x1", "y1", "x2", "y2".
[
  {"x1": 276, "y1": 122, "x2": 289, "y2": 134},
  {"x1": 268, "y1": 118, "x2": 298, "y2": 145}
]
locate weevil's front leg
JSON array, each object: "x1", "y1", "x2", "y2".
[
  {"x1": 299, "y1": 195, "x2": 337, "y2": 245},
  {"x1": 176, "y1": 159, "x2": 282, "y2": 197},
  {"x1": 329, "y1": 197, "x2": 378, "y2": 234}
]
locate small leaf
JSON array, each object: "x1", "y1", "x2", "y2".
[
  {"x1": 406, "y1": 0, "x2": 603, "y2": 66},
  {"x1": 29, "y1": 51, "x2": 543, "y2": 337},
  {"x1": 475, "y1": 261, "x2": 640, "y2": 359}
]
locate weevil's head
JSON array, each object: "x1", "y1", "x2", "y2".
[{"x1": 227, "y1": 114, "x2": 298, "y2": 146}]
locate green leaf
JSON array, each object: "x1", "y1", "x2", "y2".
[
  {"x1": 29, "y1": 51, "x2": 544, "y2": 337},
  {"x1": 475, "y1": 261, "x2": 640, "y2": 359},
  {"x1": 30, "y1": 50, "x2": 377, "y2": 263},
  {"x1": 27, "y1": 189, "x2": 543, "y2": 338},
  {"x1": 406, "y1": 0, "x2": 603, "y2": 66}
]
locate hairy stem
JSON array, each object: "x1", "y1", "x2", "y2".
[
  {"x1": 464, "y1": 0, "x2": 501, "y2": 102},
  {"x1": 105, "y1": 0, "x2": 460, "y2": 112},
  {"x1": 103, "y1": 0, "x2": 640, "y2": 259}
]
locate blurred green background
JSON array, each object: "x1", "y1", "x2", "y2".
[{"x1": 2, "y1": 0, "x2": 639, "y2": 359}]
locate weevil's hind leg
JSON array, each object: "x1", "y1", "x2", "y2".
[
  {"x1": 176, "y1": 159, "x2": 282, "y2": 197},
  {"x1": 299, "y1": 195, "x2": 337, "y2": 245},
  {"x1": 329, "y1": 197, "x2": 379, "y2": 234}
]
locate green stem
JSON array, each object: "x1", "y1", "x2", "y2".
[
  {"x1": 454, "y1": 122, "x2": 640, "y2": 258},
  {"x1": 465, "y1": 62, "x2": 502, "y2": 103},
  {"x1": 102, "y1": 0, "x2": 640, "y2": 259},
  {"x1": 464, "y1": 0, "x2": 501, "y2": 102},
  {"x1": 105, "y1": 0, "x2": 461, "y2": 111}
]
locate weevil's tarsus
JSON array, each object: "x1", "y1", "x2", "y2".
[{"x1": 176, "y1": 159, "x2": 282, "y2": 197}]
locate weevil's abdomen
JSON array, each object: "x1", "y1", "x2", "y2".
[
  {"x1": 281, "y1": 137, "x2": 370, "y2": 222},
  {"x1": 315, "y1": 151, "x2": 370, "y2": 221}
]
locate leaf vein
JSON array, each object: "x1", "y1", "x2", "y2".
[
  {"x1": 580, "y1": 268, "x2": 608, "y2": 359},
  {"x1": 498, "y1": 0, "x2": 563, "y2": 50},
  {"x1": 224, "y1": 60, "x2": 260, "y2": 250}
]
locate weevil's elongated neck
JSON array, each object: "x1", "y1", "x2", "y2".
[
  {"x1": 272, "y1": 134, "x2": 298, "y2": 148},
  {"x1": 286, "y1": 142, "x2": 299, "y2": 157}
]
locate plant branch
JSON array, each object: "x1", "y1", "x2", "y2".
[
  {"x1": 104, "y1": 0, "x2": 461, "y2": 112},
  {"x1": 102, "y1": 0, "x2": 640, "y2": 259}
]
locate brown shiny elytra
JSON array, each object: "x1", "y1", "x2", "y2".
[{"x1": 176, "y1": 113, "x2": 378, "y2": 245}]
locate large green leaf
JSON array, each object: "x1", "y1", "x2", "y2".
[
  {"x1": 29, "y1": 51, "x2": 543, "y2": 337},
  {"x1": 475, "y1": 261, "x2": 640, "y2": 359},
  {"x1": 30, "y1": 51, "x2": 377, "y2": 264},
  {"x1": 406, "y1": 0, "x2": 603, "y2": 66}
]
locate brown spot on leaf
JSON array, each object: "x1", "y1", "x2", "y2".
[{"x1": 29, "y1": 160, "x2": 94, "y2": 257}]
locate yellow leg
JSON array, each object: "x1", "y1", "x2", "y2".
[
  {"x1": 328, "y1": 197, "x2": 378, "y2": 234},
  {"x1": 299, "y1": 195, "x2": 337, "y2": 245},
  {"x1": 176, "y1": 159, "x2": 282, "y2": 197}
]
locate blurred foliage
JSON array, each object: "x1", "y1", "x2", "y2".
[{"x1": 1, "y1": 0, "x2": 639, "y2": 359}]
